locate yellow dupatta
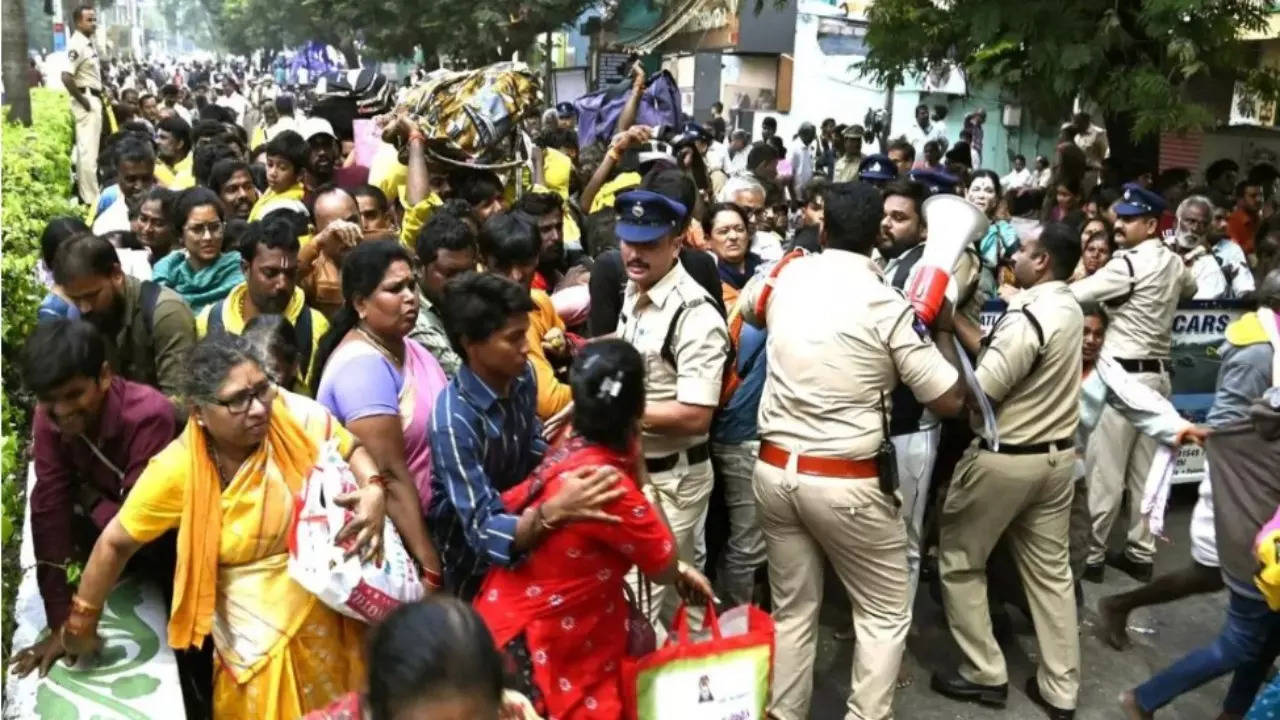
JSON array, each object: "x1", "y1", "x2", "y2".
[{"x1": 167, "y1": 393, "x2": 319, "y2": 651}]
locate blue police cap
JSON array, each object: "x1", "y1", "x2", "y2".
[
  {"x1": 1114, "y1": 182, "x2": 1167, "y2": 217},
  {"x1": 908, "y1": 168, "x2": 960, "y2": 196},
  {"x1": 858, "y1": 154, "x2": 896, "y2": 181},
  {"x1": 555, "y1": 101, "x2": 577, "y2": 118},
  {"x1": 614, "y1": 190, "x2": 688, "y2": 244},
  {"x1": 683, "y1": 122, "x2": 711, "y2": 141}
]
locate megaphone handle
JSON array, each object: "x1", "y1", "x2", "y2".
[{"x1": 906, "y1": 265, "x2": 950, "y2": 327}]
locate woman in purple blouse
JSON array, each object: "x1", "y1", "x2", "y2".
[{"x1": 314, "y1": 240, "x2": 447, "y2": 589}]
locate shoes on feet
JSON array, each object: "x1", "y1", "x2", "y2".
[{"x1": 929, "y1": 670, "x2": 1008, "y2": 708}]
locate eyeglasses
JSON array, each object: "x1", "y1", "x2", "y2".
[
  {"x1": 210, "y1": 381, "x2": 276, "y2": 415},
  {"x1": 186, "y1": 221, "x2": 223, "y2": 238}
]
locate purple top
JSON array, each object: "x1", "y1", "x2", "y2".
[
  {"x1": 316, "y1": 338, "x2": 447, "y2": 514},
  {"x1": 32, "y1": 379, "x2": 177, "y2": 628}
]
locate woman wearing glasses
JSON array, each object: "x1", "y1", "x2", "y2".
[
  {"x1": 60, "y1": 332, "x2": 386, "y2": 718},
  {"x1": 152, "y1": 187, "x2": 244, "y2": 311}
]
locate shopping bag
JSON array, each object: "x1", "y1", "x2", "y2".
[
  {"x1": 621, "y1": 602, "x2": 774, "y2": 720},
  {"x1": 287, "y1": 440, "x2": 425, "y2": 623}
]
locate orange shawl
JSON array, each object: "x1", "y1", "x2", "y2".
[{"x1": 167, "y1": 394, "x2": 319, "y2": 650}]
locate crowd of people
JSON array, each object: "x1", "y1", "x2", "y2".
[{"x1": 9, "y1": 5, "x2": 1280, "y2": 720}]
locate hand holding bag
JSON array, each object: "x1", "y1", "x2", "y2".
[
  {"x1": 287, "y1": 440, "x2": 425, "y2": 623},
  {"x1": 621, "y1": 602, "x2": 775, "y2": 720}
]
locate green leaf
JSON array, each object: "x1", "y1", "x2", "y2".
[
  {"x1": 36, "y1": 684, "x2": 80, "y2": 719},
  {"x1": 108, "y1": 674, "x2": 161, "y2": 699}
]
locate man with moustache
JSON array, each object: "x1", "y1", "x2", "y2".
[
  {"x1": 195, "y1": 217, "x2": 329, "y2": 392},
  {"x1": 300, "y1": 117, "x2": 369, "y2": 197},
  {"x1": 52, "y1": 234, "x2": 197, "y2": 403},
  {"x1": 92, "y1": 138, "x2": 158, "y2": 236},
  {"x1": 614, "y1": 189, "x2": 730, "y2": 624},
  {"x1": 207, "y1": 158, "x2": 260, "y2": 222},
  {"x1": 876, "y1": 180, "x2": 982, "y2": 604},
  {"x1": 1071, "y1": 183, "x2": 1197, "y2": 583}
]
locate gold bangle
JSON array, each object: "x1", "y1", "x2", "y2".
[{"x1": 70, "y1": 595, "x2": 101, "y2": 615}]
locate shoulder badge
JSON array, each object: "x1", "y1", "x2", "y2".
[{"x1": 68, "y1": 50, "x2": 78, "y2": 61}]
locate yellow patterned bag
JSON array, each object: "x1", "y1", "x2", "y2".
[{"x1": 401, "y1": 62, "x2": 541, "y2": 168}]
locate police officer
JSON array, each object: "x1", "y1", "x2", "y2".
[
  {"x1": 931, "y1": 222, "x2": 1085, "y2": 720},
  {"x1": 857, "y1": 153, "x2": 897, "y2": 188},
  {"x1": 740, "y1": 182, "x2": 966, "y2": 720},
  {"x1": 1071, "y1": 183, "x2": 1197, "y2": 582},
  {"x1": 909, "y1": 167, "x2": 961, "y2": 197},
  {"x1": 62, "y1": 6, "x2": 104, "y2": 204},
  {"x1": 554, "y1": 101, "x2": 577, "y2": 131},
  {"x1": 614, "y1": 190, "x2": 730, "y2": 624},
  {"x1": 877, "y1": 179, "x2": 983, "y2": 604}
]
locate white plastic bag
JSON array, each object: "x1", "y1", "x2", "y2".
[{"x1": 288, "y1": 441, "x2": 424, "y2": 623}]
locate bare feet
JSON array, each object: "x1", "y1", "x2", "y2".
[
  {"x1": 896, "y1": 663, "x2": 913, "y2": 689},
  {"x1": 1098, "y1": 595, "x2": 1131, "y2": 650},
  {"x1": 1120, "y1": 690, "x2": 1153, "y2": 720}
]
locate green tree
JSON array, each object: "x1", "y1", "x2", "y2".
[
  {"x1": 203, "y1": 0, "x2": 596, "y2": 66},
  {"x1": 860, "y1": 0, "x2": 1280, "y2": 172},
  {"x1": 2, "y1": 0, "x2": 33, "y2": 125}
]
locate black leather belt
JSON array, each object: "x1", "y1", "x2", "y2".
[
  {"x1": 979, "y1": 438, "x2": 1074, "y2": 455},
  {"x1": 1114, "y1": 358, "x2": 1170, "y2": 374},
  {"x1": 645, "y1": 442, "x2": 711, "y2": 473}
]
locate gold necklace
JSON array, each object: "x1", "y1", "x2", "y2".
[
  {"x1": 356, "y1": 324, "x2": 403, "y2": 366},
  {"x1": 205, "y1": 434, "x2": 235, "y2": 489}
]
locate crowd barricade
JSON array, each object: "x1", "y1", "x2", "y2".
[{"x1": 3, "y1": 464, "x2": 185, "y2": 720}]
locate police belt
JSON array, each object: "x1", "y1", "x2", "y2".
[
  {"x1": 758, "y1": 441, "x2": 878, "y2": 479},
  {"x1": 979, "y1": 437, "x2": 1074, "y2": 455},
  {"x1": 1113, "y1": 358, "x2": 1171, "y2": 374},
  {"x1": 645, "y1": 441, "x2": 711, "y2": 474}
]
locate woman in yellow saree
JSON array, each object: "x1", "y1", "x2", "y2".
[{"x1": 61, "y1": 332, "x2": 389, "y2": 719}]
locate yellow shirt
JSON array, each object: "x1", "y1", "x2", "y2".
[
  {"x1": 249, "y1": 182, "x2": 305, "y2": 222},
  {"x1": 195, "y1": 283, "x2": 330, "y2": 392},
  {"x1": 527, "y1": 289, "x2": 571, "y2": 420},
  {"x1": 369, "y1": 143, "x2": 407, "y2": 208},
  {"x1": 155, "y1": 154, "x2": 195, "y2": 190},
  {"x1": 591, "y1": 172, "x2": 642, "y2": 214},
  {"x1": 398, "y1": 193, "x2": 445, "y2": 249}
]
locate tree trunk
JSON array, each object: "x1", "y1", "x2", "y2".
[
  {"x1": 3, "y1": 0, "x2": 34, "y2": 126},
  {"x1": 1103, "y1": 110, "x2": 1158, "y2": 184}
]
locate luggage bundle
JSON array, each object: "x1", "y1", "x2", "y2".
[{"x1": 399, "y1": 62, "x2": 542, "y2": 170}]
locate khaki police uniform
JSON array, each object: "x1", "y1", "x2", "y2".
[
  {"x1": 67, "y1": 30, "x2": 103, "y2": 203},
  {"x1": 618, "y1": 260, "x2": 729, "y2": 625},
  {"x1": 882, "y1": 242, "x2": 983, "y2": 601},
  {"x1": 1071, "y1": 237, "x2": 1196, "y2": 566},
  {"x1": 939, "y1": 281, "x2": 1083, "y2": 710},
  {"x1": 741, "y1": 249, "x2": 958, "y2": 720}
]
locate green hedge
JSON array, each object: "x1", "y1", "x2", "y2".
[{"x1": 2, "y1": 88, "x2": 80, "y2": 671}]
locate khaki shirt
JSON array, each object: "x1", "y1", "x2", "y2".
[
  {"x1": 66, "y1": 31, "x2": 102, "y2": 92},
  {"x1": 1070, "y1": 238, "x2": 1196, "y2": 359},
  {"x1": 618, "y1": 261, "x2": 729, "y2": 457},
  {"x1": 976, "y1": 281, "x2": 1082, "y2": 445},
  {"x1": 740, "y1": 250, "x2": 958, "y2": 460}
]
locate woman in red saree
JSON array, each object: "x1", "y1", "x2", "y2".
[{"x1": 474, "y1": 339, "x2": 714, "y2": 720}]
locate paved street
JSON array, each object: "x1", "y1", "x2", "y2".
[{"x1": 808, "y1": 484, "x2": 1232, "y2": 719}]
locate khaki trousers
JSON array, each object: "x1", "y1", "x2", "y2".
[
  {"x1": 630, "y1": 455, "x2": 714, "y2": 627},
  {"x1": 1086, "y1": 370, "x2": 1171, "y2": 565},
  {"x1": 754, "y1": 459, "x2": 908, "y2": 720},
  {"x1": 940, "y1": 444, "x2": 1080, "y2": 710},
  {"x1": 72, "y1": 94, "x2": 102, "y2": 203}
]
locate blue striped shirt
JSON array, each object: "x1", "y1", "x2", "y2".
[{"x1": 427, "y1": 362, "x2": 547, "y2": 599}]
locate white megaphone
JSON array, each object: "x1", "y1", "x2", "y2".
[{"x1": 906, "y1": 194, "x2": 991, "y2": 327}]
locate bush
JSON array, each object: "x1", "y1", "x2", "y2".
[{"x1": 1, "y1": 88, "x2": 79, "y2": 672}]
